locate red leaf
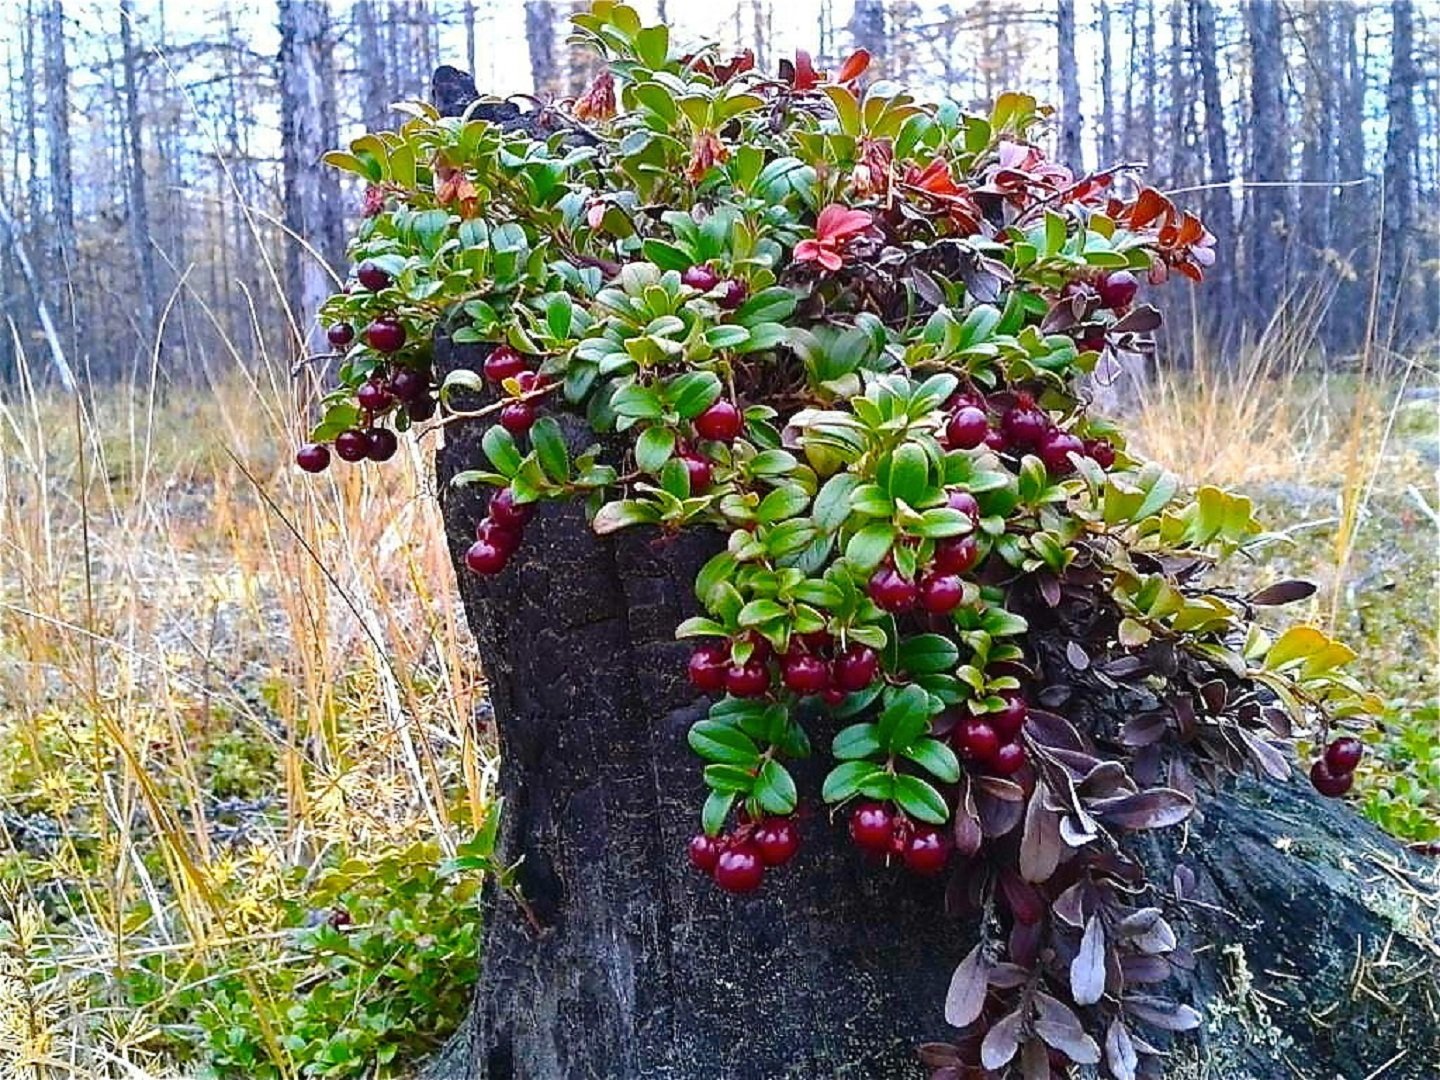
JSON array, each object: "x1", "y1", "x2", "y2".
[
  {"x1": 790, "y1": 49, "x2": 822, "y2": 91},
  {"x1": 835, "y1": 48, "x2": 871, "y2": 84}
]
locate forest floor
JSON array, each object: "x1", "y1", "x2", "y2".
[{"x1": 0, "y1": 348, "x2": 1435, "y2": 1078}]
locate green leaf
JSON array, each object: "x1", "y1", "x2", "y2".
[
  {"x1": 832, "y1": 722, "x2": 882, "y2": 760},
  {"x1": 702, "y1": 789, "x2": 736, "y2": 837},
  {"x1": 887, "y1": 443, "x2": 930, "y2": 505},
  {"x1": 634, "y1": 23, "x2": 670, "y2": 68},
  {"x1": 688, "y1": 720, "x2": 762, "y2": 766},
  {"x1": 482, "y1": 426, "x2": 522, "y2": 476},
  {"x1": 822, "y1": 761, "x2": 882, "y2": 803},
  {"x1": 757, "y1": 485, "x2": 811, "y2": 524},
  {"x1": 546, "y1": 293, "x2": 573, "y2": 339},
  {"x1": 611, "y1": 383, "x2": 664, "y2": 419},
  {"x1": 896, "y1": 634, "x2": 959, "y2": 674},
  {"x1": 738, "y1": 599, "x2": 788, "y2": 626},
  {"x1": 666, "y1": 371, "x2": 723, "y2": 419},
  {"x1": 813, "y1": 473, "x2": 861, "y2": 532},
  {"x1": 877, "y1": 684, "x2": 934, "y2": 750},
  {"x1": 902, "y1": 738, "x2": 961, "y2": 783},
  {"x1": 845, "y1": 522, "x2": 896, "y2": 570},
  {"x1": 755, "y1": 760, "x2": 798, "y2": 815},
  {"x1": 703, "y1": 763, "x2": 756, "y2": 793},
  {"x1": 593, "y1": 499, "x2": 661, "y2": 534},
  {"x1": 893, "y1": 774, "x2": 949, "y2": 824},
  {"x1": 530, "y1": 417, "x2": 570, "y2": 482},
  {"x1": 642, "y1": 238, "x2": 694, "y2": 271},
  {"x1": 636, "y1": 426, "x2": 676, "y2": 472}
]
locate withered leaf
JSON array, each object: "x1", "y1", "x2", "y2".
[
  {"x1": 1071, "y1": 915, "x2": 1108, "y2": 1005},
  {"x1": 980, "y1": 1008, "x2": 1024, "y2": 1069},
  {"x1": 1125, "y1": 996, "x2": 1203, "y2": 1031},
  {"x1": 1092, "y1": 788, "x2": 1194, "y2": 830},
  {"x1": 1033, "y1": 992, "x2": 1101, "y2": 1064},
  {"x1": 1026, "y1": 708, "x2": 1087, "y2": 752},
  {"x1": 1247, "y1": 579, "x2": 1317, "y2": 606},
  {"x1": 1020, "y1": 785, "x2": 1065, "y2": 883},
  {"x1": 917, "y1": 1043, "x2": 961, "y2": 1068},
  {"x1": 1112, "y1": 304, "x2": 1163, "y2": 333},
  {"x1": 1237, "y1": 727, "x2": 1291, "y2": 781},
  {"x1": 1021, "y1": 1037, "x2": 1052, "y2": 1080},
  {"x1": 987, "y1": 962, "x2": 1031, "y2": 989},
  {"x1": 1105, "y1": 1017, "x2": 1139, "y2": 1080},
  {"x1": 944, "y1": 943, "x2": 990, "y2": 1029},
  {"x1": 1065, "y1": 640, "x2": 1090, "y2": 670}
]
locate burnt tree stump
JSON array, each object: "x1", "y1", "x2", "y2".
[{"x1": 422, "y1": 69, "x2": 1438, "y2": 1080}]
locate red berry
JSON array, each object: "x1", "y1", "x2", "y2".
[
  {"x1": 752, "y1": 817, "x2": 800, "y2": 866},
  {"x1": 407, "y1": 395, "x2": 436, "y2": 421},
  {"x1": 516, "y1": 370, "x2": 551, "y2": 393},
  {"x1": 946, "y1": 489, "x2": 981, "y2": 522},
  {"x1": 724, "y1": 660, "x2": 771, "y2": 698},
  {"x1": 991, "y1": 694, "x2": 1028, "y2": 739},
  {"x1": 1310, "y1": 759, "x2": 1354, "y2": 797},
  {"x1": 713, "y1": 842, "x2": 765, "y2": 893},
  {"x1": 357, "y1": 261, "x2": 391, "y2": 291},
  {"x1": 821, "y1": 687, "x2": 847, "y2": 706},
  {"x1": 695, "y1": 399, "x2": 743, "y2": 441},
  {"x1": 984, "y1": 428, "x2": 1009, "y2": 452},
  {"x1": 334, "y1": 429, "x2": 371, "y2": 462},
  {"x1": 476, "y1": 518, "x2": 523, "y2": 556},
  {"x1": 794, "y1": 630, "x2": 832, "y2": 653},
  {"x1": 687, "y1": 644, "x2": 729, "y2": 692},
  {"x1": 902, "y1": 826, "x2": 951, "y2": 876},
  {"x1": 327, "y1": 323, "x2": 354, "y2": 348},
  {"x1": 781, "y1": 653, "x2": 831, "y2": 694},
  {"x1": 365, "y1": 428, "x2": 398, "y2": 461},
  {"x1": 1097, "y1": 269, "x2": 1138, "y2": 310},
  {"x1": 1077, "y1": 329, "x2": 1107, "y2": 353},
  {"x1": 483, "y1": 345, "x2": 529, "y2": 383},
  {"x1": 832, "y1": 644, "x2": 880, "y2": 692},
  {"x1": 488, "y1": 488, "x2": 535, "y2": 530},
  {"x1": 988, "y1": 741, "x2": 1027, "y2": 776},
  {"x1": 500, "y1": 401, "x2": 536, "y2": 435},
  {"x1": 956, "y1": 718, "x2": 999, "y2": 762},
  {"x1": 868, "y1": 566, "x2": 918, "y2": 613},
  {"x1": 680, "y1": 453, "x2": 713, "y2": 493},
  {"x1": 1084, "y1": 438, "x2": 1116, "y2": 469},
  {"x1": 365, "y1": 318, "x2": 406, "y2": 353},
  {"x1": 716, "y1": 279, "x2": 748, "y2": 309},
  {"x1": 933, "y1": 534, "x2": 980, "y2": 574},
  {"x1": 945, "y1": 406, "x2": 990, "y2": 450},
  {"x1": 464, "y1": 538, "x2": 510, "y2": 575},
  {"x1": 388, "y1": 367, "x2": 429, "y2": 403},
  {"x1": 356, "y1": 380, "x2": 393, "y2": 413},
  {"x1": 681, "y1": 264, "x2": 720, "y2": 292},
  {"x1": 1001, "y1": 397, "x2": 1050, "y2": 448},
  {"x1": 1039, "y1": 430, "x2": 1085, "y2": 475},
  {"x1": 688, "y1": 834, "x2": 723, "y2": 873},
  {"x1": 1324, "y1": 737, "x2": 1364, "y2": 775},
  {"x1": 849, "y1": 802, "x2": 895, "y2": 853},
  {"x1": 740, "y1": 632, "x2": 774, "y2": 664},
  {"x1": 295, "y1": 443, "x2": 330, "y2": 473},
  {"x1": 918, "y1": 572, "x2": 965, "y2": 614}
]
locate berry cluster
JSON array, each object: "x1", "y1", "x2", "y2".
[
  {"x1": 687, "y1": 633, "x2": 880, "y2": 703},
  {"x1": 867, "y1": 488, "x2": 981, "y2": 617},
  {"x1": 680, "y1": 263, "x2": 749, "y2": 311},
  {"x1": 294, "y1": 261, "x2": 437, "y2": 473},
  {"x1": 1310, "y1": 735, "x2": 1365, "y2": 797},
  {"x1": 950, "y1": 691, "x2": 1029, "y2": 777},
  {"x1": 465, "y1": 488, "x2": 536, "y2": 576},
  {"x1": 943, "y1": 390, "x2": 1115, "y2": 475},
  {"x1": 848, "y1": 801, "x2": 952, "y2": 876},
  {"x1": 484, "y1": 344, "x2": 555, "y2": 436},
  {"x1": 688, "y1": 813, "x2": 800, "y2": 893}
]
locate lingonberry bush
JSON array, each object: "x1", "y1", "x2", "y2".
[{"x1": 298, "y1": 3, "x2": 1383, "y2": 1075}]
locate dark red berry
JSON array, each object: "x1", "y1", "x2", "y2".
[
  {"x1": 849, "y1": 802, "x2": 895, "y2": 853},
  {"x1": 476, "y1": 519, "x2": 523, "y2": 556},
  {"x1": 488, "y1": 488, "x2": 534, "y2": 530},
  {"x1": 781, "y1": 653, "x2": 831, "y2": 694},
  {"x1": 933, "y1": 534, "x2": 980, "y2": 574},
  {"x1": 483, "y1": 345, "x2": 529, "y2": 383},
  {"x1": 988, "y1": 741, "x2": 1027, "y2": 776},
  {"x1": 716, "y1": 278, "x2": 748, "y2": 309},
  {"x1": 464, "y1": 538, "x2": 510, "y2": 575},
  {"x1": 832, "y1": 644, "x2": 880, "y2": 692},
  {"x1": 407, "y1": 395, "x2": 436, "y2": 421},
  {"x1": 724, "y1": 660, "x2": 771, "y2": 698},
  {"x1": 752, "y1": 817, "x2": 800, "y2": 866},
  {"x1": 334, "y1": 429, "x2": 371, "y2": 462},
  {"x1": 956, "y1": 718, "x2": 999, "y2": 762},
  {"x1": 918, "y1": 572, "x2": 965, "y2": 614},
  {"x1": 365, "y1": 318, "x2": 406, "y2": 353},
  {"x1": 984, "y1": 428, "x2": 1009, "y2": 452},
  {"x1": 1039, "y1": 430, "x2": 1085, "y2": 475},
  {"x1": 868, "y1": 566, "x2": 918, "y2": 613},
  {"x1": 991, "y1": 694, "x2": 1028, "y2": 739},
  {"x1": 1001, "y1": 396, "x2": 1050, "y2": 449},
  {"x1": 1324, "y1": 737, "x2": 1364, "y2": 775},
  {"x1": 388, "y1": 367, "x2": 429, "y2": 403},
  {"x1": 713, "y1": 842, "x2": 765, "y2": 893},
  {"x1": 680, "y1": 453, "x2": 713, "y2": 493},
  {"x1": 500, "y1": 401, "x2": 536, "y2": 436},
  {"x1": 327, "y1": 323, "x2": 355, "y2": 348},
  {"x1": 681, "y1": 264, "x2": 720, "y2": 292},
  {"x1": 295, "y1": 443, "x2": 330, "y2": 473},
  {"x1": 1097, "y1": 269, "x2": 1138, "y2": 310},
  {"x1": 1077, "y1": 329, "x2": 1107, "y2": 353},
  {"x1": 357, "y1": 260, "x2": 391, "y2": 291},
  {"x1": 365, "y1": 427, "x2": 398, "y2": 461},
  {"x1": 695, "y1": 399, "x2": 743, "y2": 441},
  {"x1": 1084, "y1": 438, "x2": 1116, "y2": 469},
  {"x1": 1310, "y1": 758, "x2": 1354, "y2": 797},
  {"x1": 902, "y1": 827, "x2": 951, "y2": 876},
  {"x1": 821, "y1": 687, "x2": 847, "y2": 706},
  {"x1": 688, "y1": 834, "x2": 723, "y2": 873},
  {"x1": 687, "y1": 644, "x2": 729, "y2": 692},
  {"x1": 945, "y1": 406, "x2": 990, "y2": 450},
  {"x1": 946, "y1": 489, "x2": 981, "y2": 523},
  {"x1": 516, "y1": 370, "x2": 551, "y2": 393},
  {"x1": 356, "y1": 380, "x2": 393, "y2": 413},
  {"x1": 794, "y1": 630, "x2": 832, "y2": 654}
]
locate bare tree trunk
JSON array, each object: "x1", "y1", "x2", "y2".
[
  {"x1": 119, "y1": 0, "x2": 162, "y2": 370},
  {"x1": 849, "y1": 0, "x2": 887, "y2": 74},
  {"x1": 355, "y1": 0, "x2": 389, "y2": 132},
  {"x1": 1097, "y1": 0, "x2": 1115, "y2": 165},
  {"x1": 1244, "y1": 0, "x2": 1287, "y2": 334},
  {"x1": 1381, "y1": 0, "x2": 1419, "y2": 345},
  {"x1": 1192, "y1": 0, "x2": 1236, "y2": 348},
  {"x1": 524, "y1": 1, "x2": 559, "y2": 97},
  {"x1": 1166, "y1": 0, "x2": 1188, "y2": 187},
  {"x1": 1057, "y1": 0, "x2": 1083, "y2": 171},
  {"x1": 41, "y1": 0, "x2": 73, "y2": 309},
  {"x1": 1142, "y1": 0, "x2": 1156, "y2": 169},
  {"x1": 278, "y1": 0, "x2": 344, "y2": 352}
]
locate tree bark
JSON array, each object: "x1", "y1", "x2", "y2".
[
  {"x1": 1243, "y1": 0, "x2": 1289, "y2": 334},
  {"x1": 1381, "y1": 0, "x2": 1419, "y2": 346},
  {"x1": 424, "y1": 74, "x2": 1439, "y2": 1080},
  {"x1": 1192, "y1": 0, "x2": 1237, "y2": 348},
  {"x1": 119, "y1": 0, "x2": 162, "y2": 371},
  {"x1": 1056, "y1": 0, "x2": 1083, "y2": 172}
]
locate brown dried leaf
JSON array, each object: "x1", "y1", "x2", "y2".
[
  {"x1": 1071, "y1": 914, "x2": 1108, "y2": 1005},
  {"x1": 980, "y1": 1009, "x2": 1024, "y2": 1070},
  {"x1": 1106, "y1": 1017, "x2": 1139, "y2": 1080},
  {"x1": 1238, "y1": 726, "x2": 1291, "y2": 781},
  {"x1": 944, "y1": 943, "x2": 990, "y2": 1029},
  {"x1": 1020, "y1": 785, "x2": 1065, "y2": 883},
  {"x1": 952, "y1": 774, "x2": 984, "y2": 856},
  {"x1": 1125, "y1": 996, "x2": 1202, "y2": 1031},
  {"x1": 1021, "y1": 1037, "x2": 1052, "y2": 1080},
  {"x1": 1092, "y1": 788, "x2": 1194, "y2": 830},
  {"x1": 1248, "y1": 579, "x2": 1317, "y2": 606},
  {"x1": 1033, "y1": 992, "x2": 1101, "y2": 1064}
]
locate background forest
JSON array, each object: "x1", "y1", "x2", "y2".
[{"x1": 0, "y1": 3, "x2": 1435, "y2": 1079}]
